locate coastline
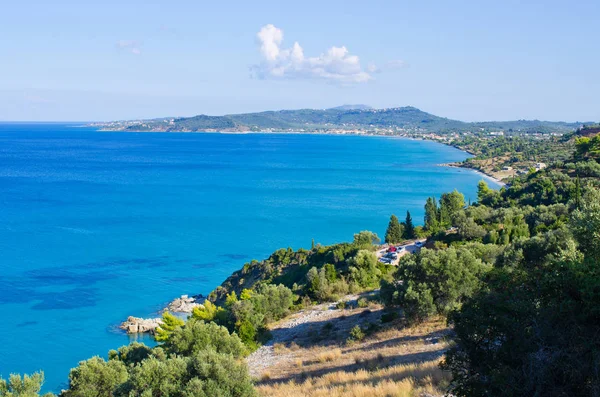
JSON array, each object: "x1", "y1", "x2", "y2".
[
  {"x1": 87, "y1": 127, "x2": 505, "y2": 335},
  {"x1": 121, "y1": 162, "x2": 505, "y2": 337},
  {"x1": 440, "y1": 162, "x2": 507, "y2": 187},
  {"x1": 470, "y1": 168, "x2": 507, "y2": 187}
]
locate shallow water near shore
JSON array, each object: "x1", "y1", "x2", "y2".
[{"x1": 0, "y1": 124, "x2": 498, "y2": 392}]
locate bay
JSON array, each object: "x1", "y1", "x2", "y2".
[{"x1": 0, "y1": 124, "x2": 498, "y2": 392}]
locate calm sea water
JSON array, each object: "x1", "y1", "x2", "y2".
[{"x1": 0, "y1": 124, "x2": 498, "y2": 391}]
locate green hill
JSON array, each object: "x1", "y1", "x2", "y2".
[{"x1": 94, "y1": 106, "x2": 587, "y2": 134}]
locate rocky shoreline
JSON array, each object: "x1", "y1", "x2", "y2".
[
  {"x1": 166, "y1": 294, "x2": 203, "y2": 313},
  {"x1": 120, "y1": 316, "x2": 163, "y2": 334},
  {"x1": 119, "y1": 294, "x2": 204, "y2": 334}
]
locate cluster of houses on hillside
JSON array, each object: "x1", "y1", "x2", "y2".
[{"x1": 504, "y1": 162, "x2": 547, "y2": 175}]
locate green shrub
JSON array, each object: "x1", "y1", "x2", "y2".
[
  {"x1": 402, "y1": 283, "x2": 436, "y2": 323},
  {"x1": 306, "y1": 266, "x2": 349, "y2": 302},
  {"x1": 163, "y1": 320, "x2": 247, "y2": 358},
  {"x1": 118, "y1": 350, "x2": 256, "y2": 397},
  {"x1": 347, "y1": 325, "x2": 365, "y2": 343},
  {"x1": 348, "y1": 250, "x2": 381, "y2": 289},
  {"x1": 382, "y1": 247, "x2": 490, "y2": 324},
  {"x1": 236, "y1": 320, "x2": 258, "y2": 351},
  {"x1": 108, "y1": 342, "x2": 153, "y2": 366},
  {"x1": 155, "y1": 311, "x2": 185, "y2": 342},
  {"x1": 250, "y1": 284, "x2": 294, "y2": 323},
  {"x1": 353, "y1": 231, "x2": 381, "y2": 248},
  {"x1": 357, "y1": 297, "x2": 368, "y2": 308},
  {"x1": 62, "y1": 357, "x2": 128, "y2": 397}
]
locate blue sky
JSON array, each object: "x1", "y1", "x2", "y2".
[{"x1": 1, "y1": 0, "x2": 598, "y2": 122}]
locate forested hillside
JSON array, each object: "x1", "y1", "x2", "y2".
[{"x1": 90, "y1": 106, "x2": 584, "y2": 134}]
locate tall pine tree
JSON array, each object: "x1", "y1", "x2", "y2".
[
  {"x1": 403, "y1": 210, "x2": 415, "y2": 239},
  {"x1": 385, "y1": 214, "x2": 403, "y2": 244},
  {"x1": 424, "y1": 197, "x2": 439, "y2": 232}
]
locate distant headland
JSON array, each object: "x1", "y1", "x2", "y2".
[{"x1": 87, "y1": 105, "x2": 587, "y2": 136}]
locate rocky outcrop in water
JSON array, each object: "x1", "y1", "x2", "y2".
[
  {"x1": 167, "y1": 295, "x2": 203, "y2": 313},
  {"x1": 120, "y1": 316, "x2": 163, "y2": 334}
]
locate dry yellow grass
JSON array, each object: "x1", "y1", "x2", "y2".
[
  {"x1": 288, "y1": 342, "x2": 301, "y2": 351},
  {"x1": 257, "y1": 359, "x2": 450, "y2": 397},
  {"x1": 273, "y1": 343, "x2": 287, "y2": 354},
  {"x1": 274, "y1": 342, "x2": 301, "y2": 355},
  {"x1": 316, "y1": 348, "x2": 342, "y2": 363},
  {"x1": 249, "y1": 294, "x2": 451, "y2": 396}
]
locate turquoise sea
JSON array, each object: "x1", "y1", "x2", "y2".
[{"x1": 0, "y1": 124, "x2": 499, "y2": 392}]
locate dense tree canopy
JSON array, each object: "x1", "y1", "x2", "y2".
[
  {"x1": 61, "y1": 318, "x2": 254, "y2": 397},
  {"x1": 0, "y1": 373, "x2": 54, "y2": 397},
  {"x1": 442, "y1": 187, "x2": 600, "y2": 396},
  {"x1": 382, "y1": 245, "x2": 491, "y2": 323}
]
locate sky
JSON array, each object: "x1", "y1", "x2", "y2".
[{"x1": 1, "y1": 0, "x2": 599, "y2": 122}]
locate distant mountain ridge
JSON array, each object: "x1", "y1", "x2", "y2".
[
  {"x1": 90, "y1": 106, "x2": 588, "y2": 134},
  {"x1": 328, "y1": 104, "x2": 373, "y2": 111}
]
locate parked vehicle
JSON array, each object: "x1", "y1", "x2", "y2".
[{"x1": 415, "y1": 241, "x2": 424, "y2": 248}]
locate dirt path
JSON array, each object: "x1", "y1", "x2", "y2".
[{"x1": 247, "y1": 295, "x2": 363, "y2": 377}]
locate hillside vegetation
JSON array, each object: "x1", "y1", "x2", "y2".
[
  {"x1": 90, "y1": 106, "x2": 583, "y2": 134},
  {"x1": 440, "y1": 124, "x2": 600, "y2": 181}
]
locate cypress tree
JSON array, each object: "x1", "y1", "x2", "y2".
[
  {"x1": 403, "y1": 211, "x2": 415, "y2": 239},
  {"x1": 424, "y1": 197, "x2": 439, "y2": 232},
  {"x1": 385, "y1": 214, "x2": 403, "y2": 244}
]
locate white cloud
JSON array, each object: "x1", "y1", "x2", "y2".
[
  {"x1": 257, "y1": 24, "x2": 283, "y2": 62},
  {"x1": 116, "y1": 40, "x2": 142, "y2": 55},
  {"x1": 252, "y1": 24, "x2": 372, "y2": 84}
]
